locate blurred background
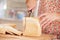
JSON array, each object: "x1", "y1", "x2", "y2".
[{"x1": 0, "y1": 0, "x2": 27, "y2": 31}]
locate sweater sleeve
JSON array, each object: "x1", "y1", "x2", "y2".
[{"x1": 38, "y1": 0, "x2": 60, "y2": 35}]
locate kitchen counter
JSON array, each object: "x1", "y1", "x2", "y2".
[{"x1": 0, "y1": 34, "x2": 56, "y2": 40}]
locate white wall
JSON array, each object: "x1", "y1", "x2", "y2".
[{"x1": 7, "y1": 0, "x2": 27, "y2": 11}]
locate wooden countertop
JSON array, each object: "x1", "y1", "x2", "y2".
[{"x1": 0, "y1": 34, "x2": 56, "y2": 40}]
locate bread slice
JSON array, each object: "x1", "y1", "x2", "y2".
[{"x1": 23, "y1": 17, "x2": 41, "y2": 36}]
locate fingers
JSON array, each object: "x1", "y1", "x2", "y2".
[
  {"x1": 43, "y1": 20, "x2": 53, "y2": 29},
  {"x1": 40, "y1": 16, "x2": 48, "y2": 24},
  {"x1": 41, "y1": 18, "x2": 50, "y2": 27},
  {"x1": 39, "y1": 13, "x2": 47, "y2": 18},
  {"x1": 44, "y1": 20, "x2": 52, "y2": 27},
  {"x1": 40, "y1": 13, "x2": 53, "y2": 29}
]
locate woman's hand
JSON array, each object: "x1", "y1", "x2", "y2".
[{"x1": 39, "y1": 13, "x2": 60, "y2": 29}]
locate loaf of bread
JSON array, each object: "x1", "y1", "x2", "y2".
[
  {"x1": 23, "y1": 17, "x2": 41, "y2": 36},
  {"x1": 0, "y1": 24, "x2": 22, "y2": 35},
  {"x1": 1, "y1": 23, "x2": 16, "y2": 28}
]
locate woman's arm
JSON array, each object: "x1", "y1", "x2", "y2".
[{"x1": 26, "y1": 0, "x2": 36, "y2": 10}]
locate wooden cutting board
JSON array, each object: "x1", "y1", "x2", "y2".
[{"x1": 0, "y1": 34, "x2": 56, "y2": 40}]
